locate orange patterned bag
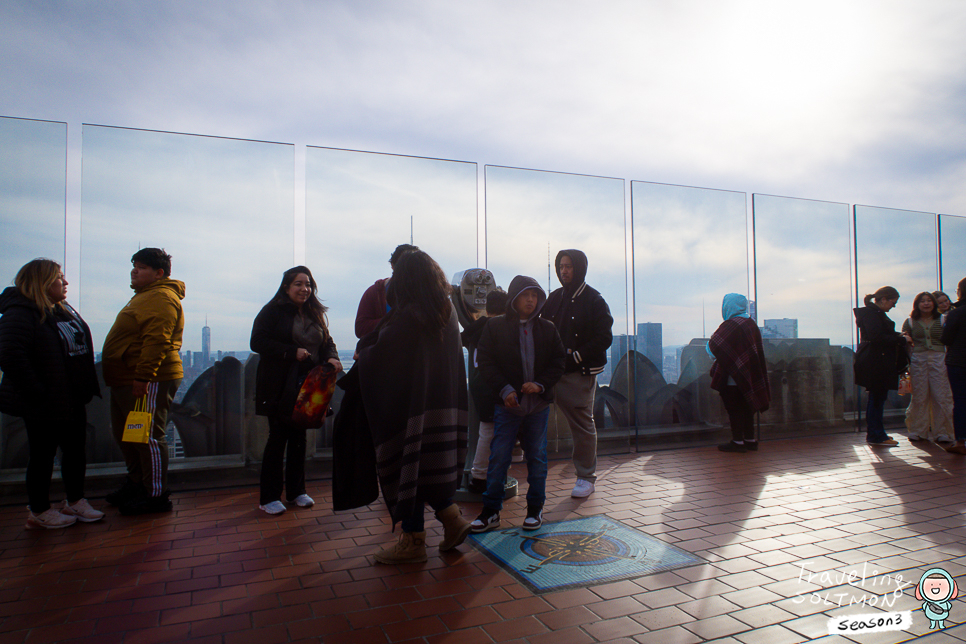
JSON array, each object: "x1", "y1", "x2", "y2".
[{"x1": 292, "y1": 363, "x2": 338, "y2": 428}]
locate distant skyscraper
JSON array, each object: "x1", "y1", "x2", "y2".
[
  {"x1": 610, "y1": 335, "x2": 631, "y2": 366},
  {"x1": 202, "y1": 319, "x2": 211, "y2": 367},
  {"x1": 761, "y1": 318, "x2": 799, "y2": 339},
  {"x1": 636, "y1": 322, "x2": 663, "y2": 370},
  {"x1": 748, "y1": 300, "x2": 757, "y2": 321}
]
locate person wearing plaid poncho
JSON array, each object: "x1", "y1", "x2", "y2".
[
  {"x1": 708, "y1": 293, "x2": 770, "y2": 453},
  {"x1": 356, "y1": 251, "x2": 469, "y2": 564}
]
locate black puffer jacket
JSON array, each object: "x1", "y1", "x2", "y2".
[
  {"x1": 941, "y1": 300, "x2": 966, "y2": 367},
  {"x1": 853, "y1": 304, "x2": 907, "y2": 394},
  {"x1": 250, "y1": 297, "x2": 339, "y2": 417},
  {"x1": 0, "y1": 287, "x2": 100, "y2": 418}
]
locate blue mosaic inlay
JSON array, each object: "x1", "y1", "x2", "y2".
[{"x1": 468, "y1": 514, "x2": 705, "y2": 594}]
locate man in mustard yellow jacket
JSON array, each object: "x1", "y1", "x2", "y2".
[{"x1": 102, "y1": 248, "x2": 185, "y2": 515}]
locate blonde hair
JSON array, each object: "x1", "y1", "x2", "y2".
[{"x1": 15, "y1": 258, "x2": 63, "y2": 323}]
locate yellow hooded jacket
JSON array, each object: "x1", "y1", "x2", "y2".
[{"x1": 102, "y1": 278, "x2": 186, "y2": 386}]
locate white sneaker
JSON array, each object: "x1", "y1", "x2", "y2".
[
  {"x1": 259, "y1": 500, "x2": 286, "y2": 515},
  {"x1": 61, "y1": 499, "x2": 104, "y2": 522},
  {"x1": 470, "y1": 508, "x2": 501, "y2": 533},
  {"x1": 936, "y1": 435, "x2": 954, "y2": 444},
  {"x1": 571, "y1": 479, "x2": 595, "y2": 498},
  {"x1": 907, "y1": 433, "x2": 923, "y2": 441},
  {"x1": 26, "y1": 507, "x2": 77, "y2": 529},
  {"x1": 292, "y1": 494, "x2": 314, "y2": 508}
]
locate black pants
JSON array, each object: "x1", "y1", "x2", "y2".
[
  {"x1": 720, "y1": 385, "x2": 755, "y2": 442},
  {"x1": 25, "y1": 403, "x2": 88, "y2": 513},
  {"x1": 259, "y1": 416, "x2": 307, "y2": 504}
]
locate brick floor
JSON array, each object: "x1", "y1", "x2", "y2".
[{"x1": 2, "y1": 432, "x2": 966, "y2": 642}]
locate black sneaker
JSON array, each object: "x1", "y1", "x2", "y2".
[
  {"x1": 523, "y1": 506, "x2": 543, "y2": 530},
  {"x1": 718, "y1": 441, "x2": 747, "y2": 453},
  {"x1": 467, "y1": 478, "x2": 487, "y2": 494},
  {"x1": 470, "y1": 508, "x2": 500, "y2": 533},
  {"x1": 119, "y1": 489, "x2": 173, "y2": 516},
  {"x1": 105, "y1": 479, "x2": 142, "y2": 506}
]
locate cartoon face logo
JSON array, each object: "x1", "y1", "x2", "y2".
[
  {"x1": 916, "y1": 568, "x2": 959, "y2": 630},
  {"x1": 922, "y1": 577, "x2": 952, "y2": 601}
]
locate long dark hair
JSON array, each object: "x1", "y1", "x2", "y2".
[
  {"x1": 273, "y1": 266, "x2": 329, "y2": 329},
  {"x1": 863, "y1": 286, "x2": 899, "y2": 307},
  {"x1": 384, "y1": 250, "x2": 452, "y2": 337},
  {"x1": 909, "y1": 292, "x2": 938, "y2": 320}
]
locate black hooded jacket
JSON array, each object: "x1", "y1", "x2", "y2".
[
  {"x1": 477, "y1": 276, "x2": 566, "y2": 409},
  {"x1": 0, "y1": 286, "x2": 100, "y2": 418},
  {"x1": 941, "y1": 298, "x2": 966, "y2": 367},
  {"x1": 541, "y1": 249, "x2": 613, "y2": 376}
]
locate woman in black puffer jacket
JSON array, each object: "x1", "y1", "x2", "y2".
[
  {"x1": 0, "y1": 259, "x2": 102, "y2": 529},
  {"x1": 853, "y1": 286, "x2": 907, "y2": 446}
]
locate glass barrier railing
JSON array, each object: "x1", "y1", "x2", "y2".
[
  {"x1": 853, "y1": 204, "x2": 938, "y2": 421},
  {"x1": 940, "y1": 214, "x2": 966, "y2": 294},
  {"x1": 79, "y1": 124, "x2": 295, "y2": 466},
  {"x1": 2, "y1": 114, "x2": 964, "y2": 483},
  {"x1": 753, "y1": 194, "x2": 855, "y2": 431},
  {"x1": 305, "y1": 147, "x2": 478, "y2": 452},
  {"x1": 630, "y1": 182, "x2": 748, "y2": 439},
  {"x1": 0, "y1": 117, "x2": 67, "y2": 279}
]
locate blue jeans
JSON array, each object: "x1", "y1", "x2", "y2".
[
  {"x1": 946, "y1": 364, "x2": 966, "y2": 441},
  {"x1": 866, "y1": 390, "x2": 889, "y2": 442},
  {"x1": 483, "y1": 406, "x2": 549, "y2": 511},
  {"x1": 400, "y1": 498, "x2": 452, "y2": 533}
]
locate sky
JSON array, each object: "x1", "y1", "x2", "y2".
[
  {"x1": 2, "y1": 0, "x2": 965, "y2": 212},
  {"x1": 2, "y1": 1, "x2": 966, "y2": 352}
]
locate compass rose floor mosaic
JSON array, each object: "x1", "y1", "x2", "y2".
[{"x1": 468, "y1": 514, "x2": 705, "y2": 594}]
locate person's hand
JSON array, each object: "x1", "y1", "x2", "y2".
[
  {"x1": 296, "y1": 348, "x2": 310, "y2": 361},
  {"x1": 328, "y1": 358, "x2": 343, "y2": 373},
  {"x1": 504, "y1": 391, "x2": 519, "y2": 408},
  {"x1": 521, "y1": 382, "x2": 541, "y2": 394},
  {"x1": 132, "y1": 380, "x2": 148, "y2": 398}
]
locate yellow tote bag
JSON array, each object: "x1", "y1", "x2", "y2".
[{"x1": 122, "y1": 396, "x2": 151, "y2": 443}]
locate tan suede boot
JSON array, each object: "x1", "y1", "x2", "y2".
[
  {"x1": 374, "y1": 531, "x2": 427, "y2": 564},
  {"x1": 435, "y1": 503, "x2": 471, "y2": 552}
]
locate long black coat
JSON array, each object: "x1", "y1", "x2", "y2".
[
  {"x1": 853, "y1": 304, "x2": 908, "y2": 394},
  {"x1": 250, "y1": 297, "x2": 338, "y2": 418},
  {"x1": 356, "y1": 306, "x2": 467, "y2": 524},
  {"x1": 0, "y1": 287, "x2": 99, "y2": 419}
]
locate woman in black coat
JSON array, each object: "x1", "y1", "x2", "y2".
[
  {"x1": 854, "y1": 286, "x2": 906, "y2": 446},
  {"x1": 0, "y1": 259, "x2": 102, "y2": 528},
  {"x1": 251, "y1": 266, "x2": 341, "y2": 515}
]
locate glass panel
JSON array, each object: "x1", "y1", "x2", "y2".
[
  {"x1": 853, "y1": 205, "x2": 937, "y2": 423},
  {"x1": 0, "y1": 117, "x2": 68, "y2": 471},
  {"x1": 752, "y1": 194, "x2": 855, "y2": 430},
  {"x1": 81, "y1": 125, "x2": 294, "y2": 465},
  {"x1": 631, "y1": 182, "x2": 747, "y2": 439},
  {"x1": 0, "y1": 117, "x2": 67, "y2": 279},
  {"x1": 484, "y1": 166, "x2": 627, "y2": 454},
  {"x1": 854, "y1": 205, "x2": 937, "y2": 303},
  {"x1": 940, "y1": 214, "x2": 966, "y2": 297},
  {"x1": 305, "y1": 148, "x2": 478, "y2": 450}
]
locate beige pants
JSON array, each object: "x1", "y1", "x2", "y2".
[
  {"x1": 905, "y1": 351, "x2": 954, "y2": 439},
  {"x1": 553, "y1": 372, "x2": 598, "y2": 482}
]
